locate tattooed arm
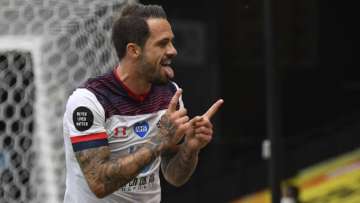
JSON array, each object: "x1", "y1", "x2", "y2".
[
  {"x1": 75, "y1": 89, "x2": 190, "y2": 198},
  {"x1": 160, "y1": 117, "x2": 201, "y2": 187},
  {"x1": 161, "y1": 143, "x2": 199, "y2": 187},
  {"x1": 75, "y1": 141, "x2": 160, "y2": 198},
  {"x1": 75, "y1": 115, "x2": 184, "y2": 198}
]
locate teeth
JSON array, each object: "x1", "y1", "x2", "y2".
[{"x1": 161, "y1": 60, "x2": 171, "y2": 66}]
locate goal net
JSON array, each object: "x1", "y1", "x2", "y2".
[{"x1": 0, "y1": 0, "x2": 134, "y2": 202}]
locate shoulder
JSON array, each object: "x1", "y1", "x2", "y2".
[
  {"x1": 64, "y1": 88, "x2": 106, "y2": 134},
  {"x1": 65, "y1": 88, "x2": 105, "y2": 120},
  {"x1": 66, "y1": 88, "x2": 99, "y2": 109},
  {"x1": 151, "y1": 81, "x2": 184, "y2": 108},
  {"x1": 80, "y1": 71, "x2": 114, "y2": 90},
  {"x1": 149, "y1": 81, "x2": 181, "y2": 103},
  {"x1": 153, "y1": 81, "x2": 180, "y2": 94}
]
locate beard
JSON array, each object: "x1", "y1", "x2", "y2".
[{"x1": 139, "y1": 55, "x2": 169, "y2": 85}]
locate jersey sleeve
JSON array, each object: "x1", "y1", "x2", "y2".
[{"x1": 64, "y1": 88, "x2": 108, "y2": 152}]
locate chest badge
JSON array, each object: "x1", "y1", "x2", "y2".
[{"x1": 133, "y1": 121, "x2": 149, "y2": 138}]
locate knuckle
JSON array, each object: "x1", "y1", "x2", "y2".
[
  {"x1": 203, "y1": 117, "x2": 210, "y2": 123},
  {"x1": 164, "y1": 112, "x2": 171, "y2": 118},
  {"x1": 174, "y1": 120, "x2": 181, "y2": 127},
  {"x1": 180, "y1": 124, "x2": 190, "y2": 131},
  {"x1": 170, "y1": 100, "x2": 176, "y2": 106},
  {"x1": 178, "y1": 126, "x2": 185, "y2": 132},
  {"x1": 169, "y1": 114, "x2": 176, "y2": 121}
]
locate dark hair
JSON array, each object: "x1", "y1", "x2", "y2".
[{"x1": 112, "y1": 3, "x2": 167, "y2": 60}]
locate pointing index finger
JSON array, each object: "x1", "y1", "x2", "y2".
[
  {"x1": 203, "y1": 99, "x2": 224, "y2": 119},
  {"x1": 168, "y1": 89, "x2": 182, "y2": 112}
]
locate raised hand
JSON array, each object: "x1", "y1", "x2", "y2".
[
  {"x1": 185, "y1": 99, "x2": 224, "y2": 152},
  {"x1": 159, "y1": 97, "x2": 224, "y2": 187},
  {"x1": 149, "y1": 89, "x2": 192, "y2": 154}
]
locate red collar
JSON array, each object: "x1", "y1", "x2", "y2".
[{"x1": 112, "y1": 68, "x2": 150, "y2": 102}]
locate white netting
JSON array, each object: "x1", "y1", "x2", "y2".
[
  {"x1": 0, "y1": 0, "x2": 134, "y2": 202},
  {"x1": 0, "y1": 51, "x2": 34, "y2": 203}
]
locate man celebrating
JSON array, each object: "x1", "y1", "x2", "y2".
[{"x1": 63, "y1": 3, "x2": 223, "y2": 203}]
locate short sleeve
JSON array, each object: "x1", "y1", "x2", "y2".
[{"x1": 64, "y1": 88, "x2": 108, "y2": 152}]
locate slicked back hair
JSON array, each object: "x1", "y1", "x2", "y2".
[{"x1": 112, "y1": 3, "x2": 167, "y2": 60}]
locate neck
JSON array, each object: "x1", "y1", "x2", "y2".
[{"x1": 115, "y1": 60, "x2": 151, "y2": 95}]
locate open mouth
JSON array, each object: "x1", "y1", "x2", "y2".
[
  {"x1": 160, "y1": 59, "x2": 171, "y2": 66},
  {"x1": 160, "y1": 59, "x2": 174, "y2": 79}
]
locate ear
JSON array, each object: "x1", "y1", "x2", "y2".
[{"x1": 126, "y1": 43, "x2": 142, "y2": 58}]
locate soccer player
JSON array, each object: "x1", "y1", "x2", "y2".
[{"x1": 63, "y1": 3, "x2": 223, "y2": 203}]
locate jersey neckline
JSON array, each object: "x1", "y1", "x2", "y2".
[{"x1": 112, "y1": 68, "x2": 150, "y2": 102}]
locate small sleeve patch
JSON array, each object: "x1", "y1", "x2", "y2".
[{"x1": 72, "y1": 106, "x2": 94, "y2": 131}]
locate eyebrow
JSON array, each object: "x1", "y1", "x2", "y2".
[{"x1": 156, "y1": 37, "x2": 173, "y2": 45}]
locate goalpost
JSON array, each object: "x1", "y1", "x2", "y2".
[
  {"x1": 0, "y1": 0, "x2": 135, "y2": 202},
  {"x1": 0, "y1": 36, "x2": 57, "y2": 202}
]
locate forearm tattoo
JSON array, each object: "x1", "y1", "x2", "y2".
[
  {"x1": 145, "y1": 114, "x2": 177, "y2": 156},
  {"x1": 143, "y1": 135, "x2": 163, "y2": 157},
  {"x1": 75, "y1": 146, "x2": 156, "y2": 198},
  {"x1": 161, "y1": 145, "x2": 199, "y2": 186},
  {"x1": 75, "y1": 114, "x2": 184, "y2": 197}
]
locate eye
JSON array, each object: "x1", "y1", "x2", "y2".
[{"x1": 158, "y1": 40, "x2": 168, "y2": 48}]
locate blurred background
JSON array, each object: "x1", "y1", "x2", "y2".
[{"x1": 0, "y1": 0, "x2": 359, "y2": 202}]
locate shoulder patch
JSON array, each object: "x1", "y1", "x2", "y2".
[{"x1": 72, "y1": 106, "x2": 94, "y2": 131}]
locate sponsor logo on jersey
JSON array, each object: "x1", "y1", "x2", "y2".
[
  {"x1": 133, "y1": 121, "x2": 149, "y2": 138},
  {"x1": 121, "y1": 173, "x2": 156, "y2": 192},
  {"x1": 73, "y1": 106, "x2": 94, "y2": 131},
  {"x1": 112, "y1": 126, "x2": 128, "y2": 138}
]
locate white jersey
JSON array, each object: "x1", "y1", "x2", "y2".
[{"x1": 63, "y1": 69, "x2": 182, "y2": 203}]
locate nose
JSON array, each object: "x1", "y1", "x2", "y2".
[{"x1": 167, "y1": 42, "x2": 177, "y2": 57}]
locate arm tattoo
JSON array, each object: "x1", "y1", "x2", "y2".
[
  {"x1": 158, "y1": 114, "x2": 176, "y2": 139},
  {"x1": 75, "y1": 146, "x2": 156, "y2": 198},
  {"x1": 161, "y1": 145, "x2": 199, "y2": 187},
  {"x1": 144, "y1": 114, "x2": 178, "y2": 156},
  {"x1": 75, "y1": 114, "x2": 182, "y2": 197}
]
